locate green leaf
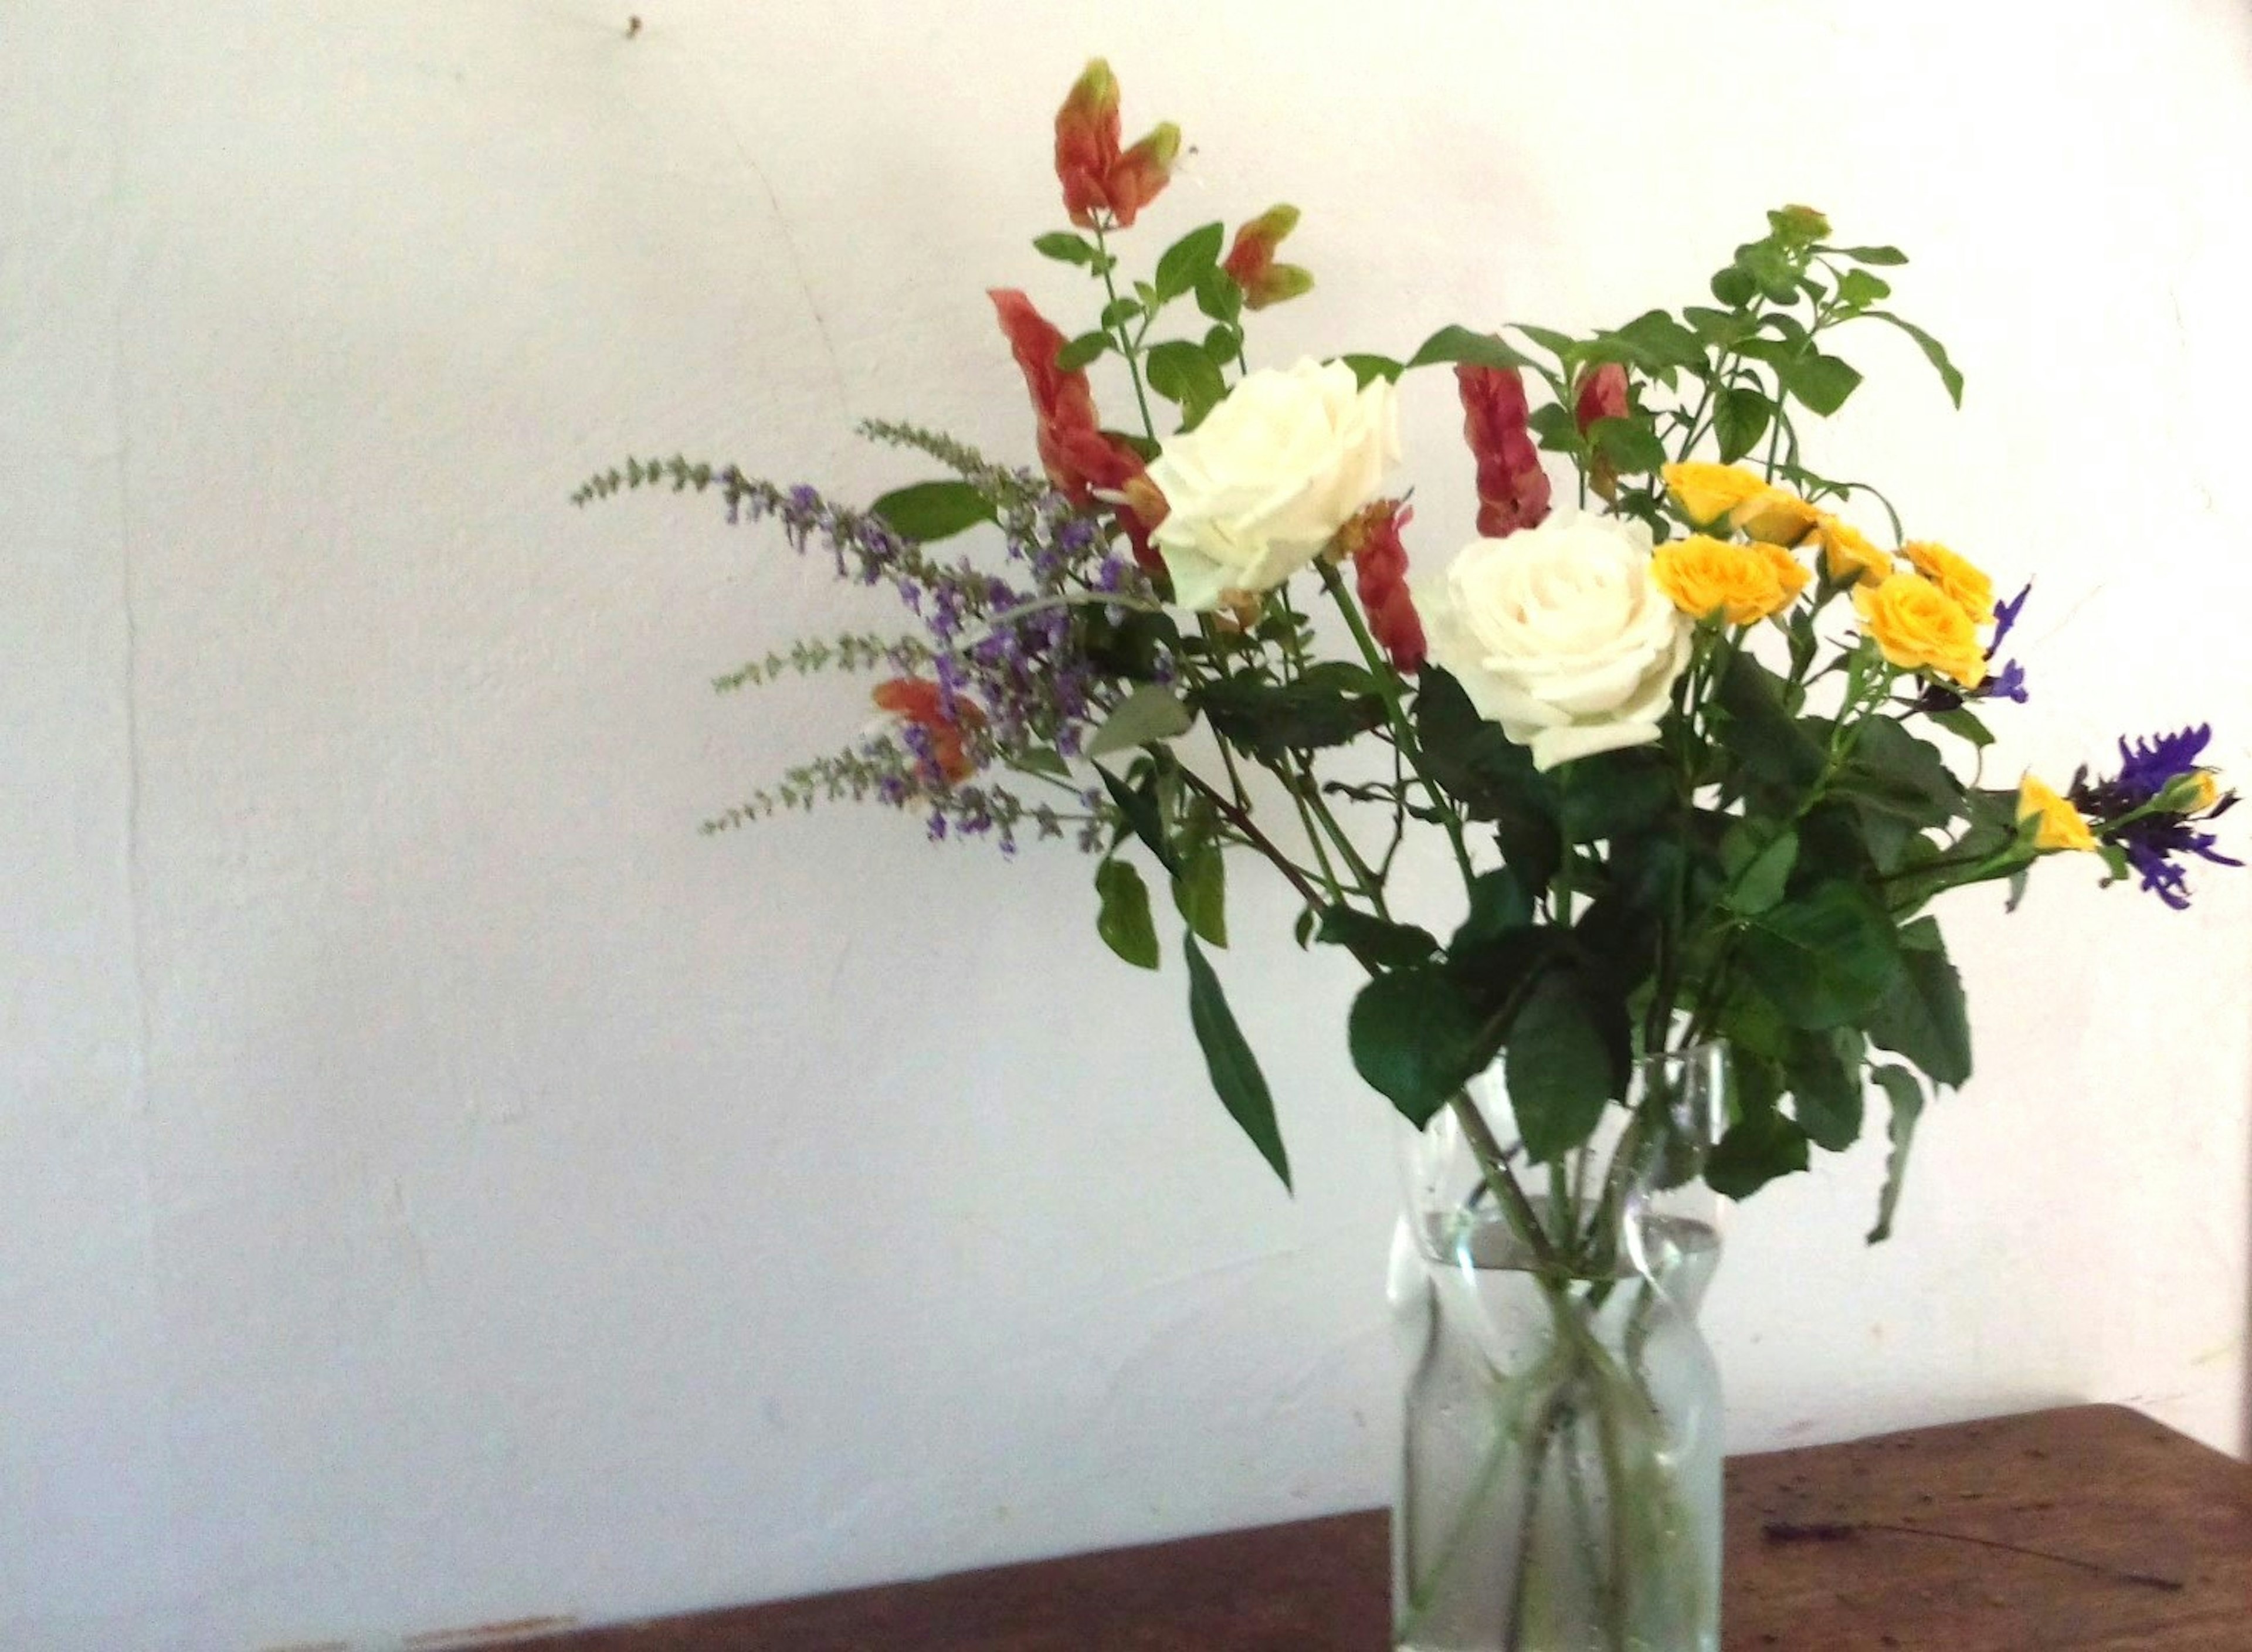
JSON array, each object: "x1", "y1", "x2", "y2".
[
  {"x1": 1526, "y1": 401, "x2": 1585, "y2": 457},
  {"x1": 1203, "y1": 323, "x2": 1243, "y2": 360},
  {"x1": 1454, "y1": 868, "x2": 1534, "y2": 948},
  {"x1": 1315, "y1": 907, "x2": 1439, "y2": 970},
  {"x1": 1571, "y1": 835, "x2": 1685, "y2": 999},
  {"x1": 1604, "y1": 309, "x2": 1707, "y2": 370},
  {"x1": 1512, "y1": 323, "x2": 1580, "y2": 358},
  {"x1": 1144, "y1": 340, "x2": 1229, "y2": 429},
  {"x1": 1081, "y1": 606, "x2": 1182, "y2": 684},
  {"x1": 1032, "y1": 230, "x2": 1101, "y2": 266},
  {"x1": 1738, "y1": 881, "x2": 1905, "y2": 1030},
  {"x1": 1183, "y1": 934, "x2": 1289, "y2": 1189},
  {"x1": 1096, "y1": 762, "x2": 1180, "y2": 875},
  {"x1": 1778, "y1": 351, "x2": 1863, "y2": 417},
  {"x1": 1086, "y1": 684, "x2": 1195, "y2": 759},
  {"x1": 1929, "y1": 707, "x2": 1993, "y2": 749},
  {"x1": 1194, "y1": 263, "x2": 1244, "y2": 322},
  {"x1": 1094, "y1": 859, "x2": 1160, "y2": 970},
  {"x1": 1589, "y1": 416, "x2": 1668, "y2": 476},
  {"x1": 1056, "y1": 331, "x2": 1110, "y2": 372},
  {"x1": 1833, "y1": 267, "x2": 1893, "y2": 309},
  {"x1": 1865, "y1": 928, "x2": 1972, "y2": 1087},
  {"x1": 1734, "y1": 240, "x2": 1802, "y2": 304},
  {"x1": 1724, "y1": 826, "x2": 1800, "y2": 916},
  {"x1": 1786, "y1": 1031, "x2": 1864, "y2": 1152},
  {"x1": 867, "y1": 480, "x2": 995, "y2": 543},
  {"x1": 1709, "y1": 264, "x2": 1757, "y2": 308},
  {"x1": 1405, "y1": 324, "x2": 1535, "y2": 373},
  {"x1": 1010, "y1": 746, "x2": 1072, "y2": 781},
  {"x1": 1339, "y1": 352, "x2": 1404, "y2": 386},
  {"x1": 1099, "y1": 295, "x2": 1144, "y2": 330},
  {"x1": 1715, "y1": 654, "x2": 1826, "y2": 804},
  {"x1": 1832, "y1": 245, "x2": 1909, "y2": 266},
  {"x1": 1714, "y1": 386, "x2": 1773, "y2": 464},
  {"x1": 1555, "y1": 748, "x2": 1674, "y2": 844},
  {"x1": 1154, "y1": 221, "x2": 1226, "y2": 302},
  {"x1": 1506, "y1": 972, "x2": 1621, "y2": 1163},
  {"x1": 1707, "y1": 1109, "x2": 1811, "y2": 1199},
  {"x1": 1193, "y1": 666, "x2": 1386, "y2": 762},
  {"x1": 1837, "y1": 717, "x2": 1965, "y2": 823},
  {"x1": 1172, "y1": 840, "x2": 1227, "y2": 947},
  {"x1": 1865, "y1": 1065, "x2": 1925, "y2": 1242},
  {"x1": 1349, "y1": 965, "x2": 1500, "y2": 1129},
  {"x1": 1413, "y1": 669, "x2": 1562, "y2": 891},
  {"x1": 1683, "y1": 306, "x2": 1756, "y2": 349},
  {"x1": 1865, "y1": 310, "x2": 1964, "y2": 406}
]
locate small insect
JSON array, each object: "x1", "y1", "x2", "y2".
[{"x1": 626, "y1": 15, "x2": 642, "y2": 38}]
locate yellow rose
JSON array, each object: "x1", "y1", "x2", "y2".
[
  {"x1": 1660, "y1": 463, "x2": 1819, "y2": 546},
  {"x1": 1755, "y1": 540, "x2": 1811, "y2": 606},
  {"x1": 1652, "y1": 535, "x2": 1801, "y2": 625},
  {"x1": 1731, "y1": 485, "x2": 1822, "y2": 547},
  {"x1": 1903, "y1": 541, "x2": 1995, "y2": 626},
  {"x1": 1811, "y1": 514, "x2": 1892, "y2": 585},
  {"x1": 1853, "y1": 572, "x2": 1986, "y2": 687},
  {"x1": 1662, "y1": 463, "x2": 1764, "y2": 528},
  {"x1": 2016, "y1": 775, "x2": 2097, "y2": 853}
]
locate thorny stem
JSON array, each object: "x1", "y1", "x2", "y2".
[
  {"x1": 1176, "y1": 768, "x2": 1324, "y2": 910},
  {"x1": 1315, "y1": 562, "x2": 1477, "y2": 884}
]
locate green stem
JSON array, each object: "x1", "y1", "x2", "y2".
[
  {"x1": 1090, "y1": 221, "x2": 1159, "y2": 443},
  {"x1": 1449, "y1": 1095, "x2": 1559, "y2": 1275},
  {"x1": 1175, "y1": 769, "x2": 1325, "y2": 910},
  {"x1": 1315, "y1": 562, "x2": 1478, "y2": 884},
  {"x1": 1297, "y1": 768, "x2": 1389, "y2": 916}
]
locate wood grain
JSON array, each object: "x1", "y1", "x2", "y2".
[{"x1": 510, "y1": 1405, "x2": 2251, "y2": 1650}]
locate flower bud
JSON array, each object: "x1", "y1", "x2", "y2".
[
  {"x1": 2158, "y1": 770, "x2": 2225, "y2": 815},
  {"x1": 1222, "y1": 205, "x2": 1315, "y2": 310},
  {"x1": 1769, "y1": 204, "x2": 1833, "y2": 246}
]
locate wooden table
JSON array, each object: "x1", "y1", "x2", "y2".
[{"x1": 514, "y1": 1406, "x2": 2251, "y2": 1650}]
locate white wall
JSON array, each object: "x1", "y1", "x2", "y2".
[{"x1": 6, "y1": 2, "x2": 2251, "y2": 1647}]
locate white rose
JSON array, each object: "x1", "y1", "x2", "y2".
[
  {"x1": 1145, "y1": 358, "x2": 1400, "y2": 611},
  {"x1": 1417, "y1": 514, "x2": 1693, "y2": 771}
]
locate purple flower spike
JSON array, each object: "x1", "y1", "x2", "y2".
[{"x1": 2071, "y1": 725, "x2": 2241, "y2": 909}]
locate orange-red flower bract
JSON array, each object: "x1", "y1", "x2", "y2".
[
  {"x1": 989, "y1": 289, "x2": 1166, "y2": 572},
  {"x1": 1573, "y1": 362, "x2": 1630, "y2": 501},
  {"x1": 1222, "y1": 205, "x2": 1315, "y2": 310},
  {"x1": 1574, "y1": 362, "x2": 1629, "y2": 435},
  {"x1": 873, "y1": 678, "x2": 985, "y2": 783},
  {"x1": 1458, "y1": 362, "x2": 1552, "y2": 538},
  {"x1": 1343, "y1": 501, "x2": 1426, "y2": 673},
  {"x1": 1053, "y1": 58, "x2": 1179, "y2": 229}
]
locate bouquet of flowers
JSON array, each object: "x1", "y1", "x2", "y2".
[{"x1": 575, "y1": 57, "x2": 2237, "y2": 1652}]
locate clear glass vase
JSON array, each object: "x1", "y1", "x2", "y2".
[{"x1": 1388, "y1": 1042, "x2": 1728, "y2": 1652}]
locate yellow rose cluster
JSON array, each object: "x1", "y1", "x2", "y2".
[
  {"x1": 1657, "y1": 462, "x2": 2000, "y2": 691},
  {"x1": 1650, "y1": 535, "x2": 1808, "y2": 625}
]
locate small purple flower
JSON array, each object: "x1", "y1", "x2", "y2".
[
  {"x1": 2070, "y1": 725, "x2": 2242, "y2": 910},
  {"x1": 1912, "y1": 581, "x2": 2033, "y2": 714}
]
